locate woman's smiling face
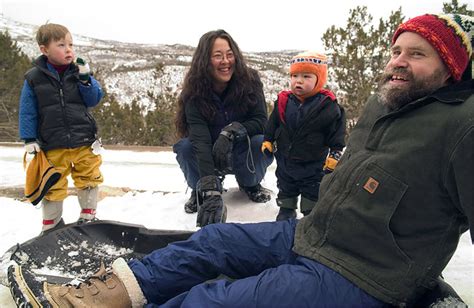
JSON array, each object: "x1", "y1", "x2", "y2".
[{"x1": 210, "y1": 37, "x2": 235, "y2": 93}]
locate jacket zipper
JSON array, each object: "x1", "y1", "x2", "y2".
[
  {"x1": 59, "y1": 87, "x2": 71, "y2": 147},
  {"x1": 289, "y1": 96, "x2": 330, "y2": 154},
  {"x1": 37, "y1": 61, "x2": 75, "y2": 148}
]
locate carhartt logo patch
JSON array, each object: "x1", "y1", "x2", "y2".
[{"x1": 363, "y1": 177, "x2": 379, "y2": 194}]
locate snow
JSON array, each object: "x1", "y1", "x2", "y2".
[{"x1": 0, "y1": 144, "x2": 472, "y2": 307}]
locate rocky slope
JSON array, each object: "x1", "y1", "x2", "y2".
[{"x1": 1, "y1": 15, "x2": 293, "y2": 107}]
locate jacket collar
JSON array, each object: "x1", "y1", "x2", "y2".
[
  {"x1": 373, "y1": 80, "x2": 472, "y2": 121},
  {"x1": 33, "y1": 55, "x2": 78, "y2": 80},
  {"x1": 388, "y1": 79, "x2": 473, "y2": 115},
  {"x1": 429, "y1": 79, "x2": 473, "y2": 104}
]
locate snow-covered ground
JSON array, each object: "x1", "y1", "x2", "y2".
[{"x1": 0, "y1": 144, "x2": 472, "y2": 306}]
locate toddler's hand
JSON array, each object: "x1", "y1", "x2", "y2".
[
  {"x1": 76, "y1": 57, "x2": 91, "y2": 84},
  {"x1": 25, "y1": 141, "x2": 40, "y2": 154},
  {"x1": 261, "y1": 141, "x2": 273, "y2": 155}
]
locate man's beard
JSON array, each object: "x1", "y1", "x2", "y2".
[{"x1": 377, "y1": 67, "x2": 447, "y2": 110}]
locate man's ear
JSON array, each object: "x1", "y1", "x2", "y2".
[
  {"x1": 39, "y1": 45, "x2": 48, "y2": 56},
  {"x1": 441, "y1": 65, "x2": 452, "y2": 85}
]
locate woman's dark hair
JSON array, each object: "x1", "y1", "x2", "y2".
[{"x1": 175, "y1": 29, "x2": 262, "y2": 138}]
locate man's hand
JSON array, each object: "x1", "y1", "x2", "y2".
[
  {"x1": 25, "y1": 141, "x2": 40, "y2": 155},
  {"x1": 76, "y1": 57, "x2": 91, "y2": 84},
  {"x1": 196, "y1": 175, "x2": 226, "y2": 227}
]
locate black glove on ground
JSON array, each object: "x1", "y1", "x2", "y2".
[
  {"x1": 212, "y1": 122, "x2": 247, "y2": 175},
  {"x1": 196, "y1": 175, "x2": 226, "y2": 227}
]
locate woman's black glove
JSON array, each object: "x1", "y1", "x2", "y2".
[
  {"x1": 196, "y1": 175, "x2": 227, "y2": 227},
  {"x1": 212, "y1": 122, "x2": 247, "y2": 175}
]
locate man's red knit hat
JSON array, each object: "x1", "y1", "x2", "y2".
[{"x1": 392, "y1": 14, "x2": 473, "y2": 81}]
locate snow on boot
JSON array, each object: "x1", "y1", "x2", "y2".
[
  {"x1": 44, "y1": 258, "x2": 146, "y2": 308},
  {"x1": 77, "y1": 217, "x2": 99, "y2": 225},
  {"x1": 239, "y1": 184, "x2": 271, "y2": 203},
  {"x1": 78, "y1": 186, "x2": 98, "y2": 222},
  {"x1": 184, "y1": 190, "x2": 201, "y2": 213},
  {"x1": 41, "y1": 199, "x2": 64, "y2": 233}
]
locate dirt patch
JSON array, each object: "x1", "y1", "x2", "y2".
[
  {"x1": 0, "y1": 185, "x2": 178, "y2": 203},
  {"x1": 0, "y1": 142, "x2": 172, "y2": 152},
  {"x1": 102, "y1": 144, "x2": 172, "y2": 152}
]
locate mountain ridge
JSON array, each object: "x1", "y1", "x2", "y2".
[{"x1": 1, "y1": 14, "x2": 292, "y2": 107}]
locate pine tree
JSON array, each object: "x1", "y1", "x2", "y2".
[
  {"x1": 443, "y1": 0, "x2": 473, "y2": 15},
  {"x1": 91, "y1": 62, "x2": 178, "y2": 146},
  {"x1": 124, "y1": 100, "x2": 146, "y2": 145},
  {"x1": 142, "y1": 63, "x2": 178, "y2": 146},
  {"x1": 322, "y1": 6, "x2": 404, "y2": 128},
  {"x1": 144, "y1": 91, "x2": 178, "y2": 146},
  {"x1": 91, "y1": 92, "x2": 127, "y2": 144},
  {"x1": 0, "y1": 31, "x2": 31, "y2": 141}
]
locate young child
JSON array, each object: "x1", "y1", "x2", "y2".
[
  {"x1": 262, "y1": 51, "x2": 346, "y2": 221},
  {"x1": 19, "y1": 23, "x2": 104, "y2": 233}
]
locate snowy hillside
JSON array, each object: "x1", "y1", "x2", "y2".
[{"x1": 0, "y1": 14, "x2": 291, "y2": 107}]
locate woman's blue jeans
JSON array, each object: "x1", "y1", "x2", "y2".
[{"x1": 173, "y1": 135, "x2": 273, "y2": 189}]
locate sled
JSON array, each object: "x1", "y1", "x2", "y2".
[
  {"x1": 3, "y1": 220, "x2": 466, "y2": 307},
  {"x1": 4, "y1": 220, "x2": 193, "y2": 307}
]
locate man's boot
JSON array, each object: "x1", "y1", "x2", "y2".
[
  {"x1": 276, "y1": 197, "x2": 298, "y2": 221},
  {"x1": 77, "y1": 186, "x2": 99, "y2": 224},
  {"x1": 41, "y1": 199, "x2": 64, "y2": 234},
  {"x1": 44, "y1": 258, "x2": 146, "y2": 307}
]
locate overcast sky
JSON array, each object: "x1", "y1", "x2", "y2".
[{"x1": 0, "y1": 0, "x2": 469, "y2": 52}]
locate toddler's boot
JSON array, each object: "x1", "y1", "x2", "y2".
[
  {"x1": 77, "y1": 186, "x2": 98, "y2": 224},
  {"x1": 300, "y1": 196, "x2": 317, "y2": 217},
  {"x1": 41, "y1": 199, "x2": 64, "y2": 234},
  {"x1": 275, "y1": 197, "x2": 298, "y2": 221}
]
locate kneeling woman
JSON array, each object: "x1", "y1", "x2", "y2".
[{"x1": 173, "y1": 29, "x2": 273, "y2": 227}]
